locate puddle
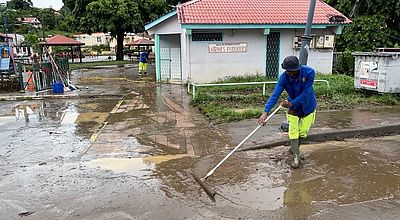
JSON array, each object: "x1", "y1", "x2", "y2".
[
  {"x1": 143, "y1": 154, "x2": 193, "y2": 164},
  {"x1": 86, "y1": 154, "x2": 193, "y2": 175},
  {"x1": 0, "y1": 115, "x2": 16, "y2": 126},
  {"x1": 315, "y1": 106, "x2": 400, "y2": 130},
  {"x1": 220, "y1": 185, "x2": 286, "y2": 211},
  {"x1": 87, "y1": 157, "x2": 154, "y2": 176},
  {"x1": 288, "y1": 137, "x2": 400, "y2": 205}
]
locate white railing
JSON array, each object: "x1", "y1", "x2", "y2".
[{"x1": 187, "y1": 80, "x2": 330, "y2": 100}]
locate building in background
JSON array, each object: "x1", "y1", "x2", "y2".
[
  {"x1": 146, "y1": 0, "x2": 351, "y2": 83},
  {"x1": 17, "y1": 17, "x2": 42, "y2": 29},
  {"x1": 73, "y1": 32, "x2": 152, "y2": 54}
]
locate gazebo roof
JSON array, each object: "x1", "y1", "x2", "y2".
[
  {"x1": 126, "y1": 38, "x2": 154, "y2": 46},
  {"x1": 39, "y1": 35, "x2": 84, "y2": 46}
]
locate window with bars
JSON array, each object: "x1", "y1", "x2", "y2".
[{"x1": 192, "y1": 33, "x2": 223, "y2": 42}]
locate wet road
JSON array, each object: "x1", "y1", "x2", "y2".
[{"x1": 0, "y1": 67, "x2": 399, "y2": 219}]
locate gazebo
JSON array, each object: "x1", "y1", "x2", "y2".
[
  {"x1": 126, "y1": 38, "x2": 154, "y2": 51},
  {"x1": 126, "y1": 38, "x2": 154, "y2": 47},
  {"x1": 126, "y1": 38, "x2": 154, "y2": 61},
  {"x1": 39, "y1": 35, "x2": 85, "y2": 63}
]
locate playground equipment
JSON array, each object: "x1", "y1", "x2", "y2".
[{"x1": 0, "y1": 44, "x2": 18, "y2": 92}]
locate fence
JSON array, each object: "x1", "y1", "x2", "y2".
[
  {"x1": 187, "y1": 80, "x2": 330, "y2": 100},
  {"x1": 17, "y1": 58, "x2": 70, "y2": 92}
]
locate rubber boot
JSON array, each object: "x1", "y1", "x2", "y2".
[
  {"x1": 290, "y1": 139, "x2": 301, "y2": 169},
  {"x1": 289, "y1": 138, "x2": 305, "y2": 160},
  {"x1": 299, "y1": 137, "x2": 306, "y2": 160}
]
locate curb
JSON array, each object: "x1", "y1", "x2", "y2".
[{"x1": 240, "y1": 123, "x2": 400, "y2": 151}]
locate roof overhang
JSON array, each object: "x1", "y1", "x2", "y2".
[
  {"x1": 181, "y1": 23, "x2": 349, "y2": 30},
  {"x1": 145, "y1": 10, "x2": 177, "y2": 30},
  {"x1": 39, "y1": 42, "x2": 85, "y2": 46}
]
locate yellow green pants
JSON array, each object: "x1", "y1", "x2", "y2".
[
  {"x1": 286, "y1": 110, "x2": 316, "y2": 139},
  {"x1": 139, "y1": 62, "x2": 148, "y2": 72}
]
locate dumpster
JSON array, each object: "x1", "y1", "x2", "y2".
[{"x1": 353, "y1": 49, "x2": 400, "y2": 93}]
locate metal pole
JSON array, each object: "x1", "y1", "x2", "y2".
[
  {"x1": 18, "y1": 63, "x2": 24, "y2": 91},
  {"x1": 2, "y1": 16, "x2": 9, "y2": 48},
  {"x1": 79, "y1": 45, "x2": 82, "y2": 63},
  {"x1": 192, "y1": 84, "x2": 196, "y2": 100},
  {"x1": 204, "y1": 105, "x2": 283, "y2": 179},
  {"x1": 263, "y1": 83, "x2": 266, "y2": 96},
  {"x1": 299, "y1": 0, "x2": 317, "y2": 65}
]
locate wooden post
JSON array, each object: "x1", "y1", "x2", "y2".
[
  {"x1": 79, "y1": 45, "x2": 82, "y2": 63},
  {"x1": 70, "y1": 46, "x2": 74, "y2": 63}
]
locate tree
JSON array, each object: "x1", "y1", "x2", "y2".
[
  {"x1": 68, "y1": 0, "x2": 171, "y2": 60},
  {"x1": 36, "y1": 8, "x2": 60, "y2": 30},
  {"x1": 326, "y1": 0, "x2": 400, "y2": 51},
  {"x1": 23, "y1": 33, "x2": 39, "y2": 52},
  {"x1": 166, "y1": 0, "x2": 190, "y2": 6},
  {"x1": 338, "y1": 15, "x2": 395, "y2": 51},
  {"x1": 6, "y1": 0, "x2": 32, "y2": 10},
  {"x1": 0, "y1": 7, "x2": 22, "y2": 33}
]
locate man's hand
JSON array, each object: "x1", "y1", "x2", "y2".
[
  {"x1": 258, "y1": 112, "x2": 269, "y2": 126},
  {"x1": 280, "y1": 100, "x2": 292, "y2": 108}
]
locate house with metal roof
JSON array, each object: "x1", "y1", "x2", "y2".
[
  {"x1": 145, "y1": 0, "x2": 351, "y2": 83},
  {"x1": 17, "y1": 17, "x2": 42, "y2": 29}
]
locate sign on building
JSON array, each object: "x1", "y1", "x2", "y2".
[{"x1": 208, "y1": 43, "x2": 248, "y2": 53}]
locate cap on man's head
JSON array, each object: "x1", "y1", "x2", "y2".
[{"x1": 281, "y1": 56, "x2": 301, "y2": 71}]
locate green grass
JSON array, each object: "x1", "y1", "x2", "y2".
[
  {"x1": 70, "y1": 60, "x2": 132, "y2": 70},
  {"x1": 191, "y1": 74, "x2": 400, "y2": 123}
]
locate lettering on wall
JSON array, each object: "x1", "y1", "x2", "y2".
[{"x1": 208, "y1": 43, "x2": 248, "y2": 53}]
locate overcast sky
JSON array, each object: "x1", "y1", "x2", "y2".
[{"x1": 0, "y1": 0, "x2": 64, "y2": 10}]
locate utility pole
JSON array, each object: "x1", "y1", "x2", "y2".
[
  {"x1": 3, "y1": 15, "x2": 9, "y2": 47},
  {"x1": 299, "y1": 0, "x2": 317, "y2": 65}
]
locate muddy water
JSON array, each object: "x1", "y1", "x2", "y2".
[{"x1": 1, "y1": 67, "x2": 400, "y2": 219}]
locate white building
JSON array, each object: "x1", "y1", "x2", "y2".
[
  {"x1": 145, "y1": 0, "x2": 351, "y2": 83},
  {"x1": 17, "y1": 17, "x2": 42, "y2": 29},
  {"x1": 73, "y1": 32, "x2": 110, "y2": 47},
  {"x1": 73, "y1": 32, "x2": 148, "y2": 53}
]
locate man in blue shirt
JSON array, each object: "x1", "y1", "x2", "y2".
[
  {"x1": 138, "y1": 50, "x2": 149, "y2": 75},
  {"x1": 258, "y1": 56, "x2": 317, "y2": 169}
]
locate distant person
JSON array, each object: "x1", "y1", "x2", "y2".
[
  {"x1": 31, "y1": 53, "x2": 38, "y2": 63},
  {"x1": 138, "y1": 50, "x2": 148, "y2": 75},
  {"x1": 258, "y1": 56, "x2": 317, "y2": 169}
]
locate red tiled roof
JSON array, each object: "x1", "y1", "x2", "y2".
[
  {"x1": 24, "y1": 17, "x2": 39, "y2": 23},
  {"x1": 177, "y1": 0, "x2": 351, "y2": 24},
  {"x1": 18, "y1": 17, "x2": 41, "y2": 24},
  {"x1": 40, "y1": 35, "x2": 85, "y2": 46},
  {"x1": 126, "y1": 38, "x2": 154, "y2": 46}
]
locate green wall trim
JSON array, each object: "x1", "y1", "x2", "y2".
[{"x1": 155, "y1": 34, "x2": 161, "y2": 82}]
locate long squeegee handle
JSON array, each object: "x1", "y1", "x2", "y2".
[{"x1": 204, "y1": 105, "x2": 283, "y2": 179}]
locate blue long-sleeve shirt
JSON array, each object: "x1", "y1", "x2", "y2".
[
  {"x1": 264, "y1": 65, "x2": 317, "y2": 117},
  {"x1": 139, "y1": 52, "x2": 148, "y2": 63}
]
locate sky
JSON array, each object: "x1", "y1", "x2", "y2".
[{"x1": 0, "y1": 0, "x2": 64, "y2": 10}]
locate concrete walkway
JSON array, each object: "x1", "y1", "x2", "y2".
[
  {"x1": 1, "y1": 66, "x2": 400, "y2": 219},
  {"x1": 225, "y1": 106, "x2": 400, "y2": 150},
  {"x1": 2, "y1": 64, "x2": 400, "y2": 155}
]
